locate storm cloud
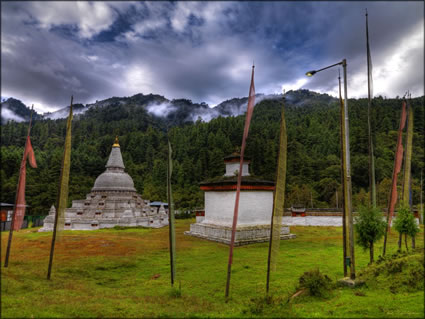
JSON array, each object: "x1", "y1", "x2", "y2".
[{"x1": 1, "y1": 1, "x2": 423, "y2": 113}]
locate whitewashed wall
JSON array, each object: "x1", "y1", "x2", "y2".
[
  {"x1": 224, "y1": 163, "x2": 250, "y2": 176},
  {"x1": 281, "y1": 216, "x2": 420, "y2": 226},
  {"x1": 203, "y1": 191, "x2": 273, "y2": 226}
]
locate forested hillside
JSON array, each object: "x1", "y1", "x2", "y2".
[{"x1": 1, "y1": 90, "x2": 423, "y2": 216}]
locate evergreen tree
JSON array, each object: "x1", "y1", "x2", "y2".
[
  {"x1": 354, "y1": 206, "x2": 386, "y2": 264},
  {"x1": 394, "y1": 204, "x2": 420, "y2": 252}
]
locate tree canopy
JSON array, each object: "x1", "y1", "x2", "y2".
[{"x1": 1, "y1": 92, "x2": 423, "y2": 216}]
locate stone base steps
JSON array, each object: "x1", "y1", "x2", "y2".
[{"x1": 185, "y1": 222, "x2": 296, "y2": 246}]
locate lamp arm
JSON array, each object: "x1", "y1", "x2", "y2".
[{"x1": 315, "y1": 61, "x2": 344, "y2": 73}]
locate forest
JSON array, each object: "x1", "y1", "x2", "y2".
[{"x1": 1, "y1": 90, "x2": 424, "y2": 216}]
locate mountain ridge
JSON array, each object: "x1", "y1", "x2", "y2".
[{"x1": 1, "y1": 89, "x2": 337, "y2": 125}]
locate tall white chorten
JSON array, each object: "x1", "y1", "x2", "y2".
[
  {"x1": 40, "y1": 138, "x2": 168, "y2": 231},
  {"x1": 185, "y1": 153, "x2": 295, "y2": 245}
]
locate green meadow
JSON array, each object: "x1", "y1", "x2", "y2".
[{"x1": 1, "y1": 220, "x2": 424, "y2": 318}]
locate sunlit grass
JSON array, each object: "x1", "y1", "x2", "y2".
[{"x1": 1, "y1": 220, "x2": 423, "y2": 318}]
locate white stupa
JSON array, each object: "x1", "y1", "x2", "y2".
[
  {"x1": 40, "y1": 138, "x2": 168, "y2": 231},
  {"x1": 185, "y1": 153, "x2": 295, "y2": 245}
]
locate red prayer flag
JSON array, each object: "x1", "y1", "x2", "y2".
[
  {"x1": 13, "y1": 135, "x2": 37, "y2": 230},
  {"x1": 225, "y1": 65, "x2": 255, "y2": 298},
  {"x1": 229, "y1": 65, "x2": 255, "y2": 263},
  {"x1": 26, "y1": 136, "x2": 37, "y2": 169},
  {"x1": 387, "y1": 101, "x2": 407, "y2": 231}
]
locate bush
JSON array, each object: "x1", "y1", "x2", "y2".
[
  {"x1": 358, "y1": 250, "x2": 424, "y2": 293},
  {"x1": 298, "y1": 269, "x2": 333, "y2": 297},
  {"x1": 247, "y1": 295, "x2": 275, "y2": 315}
]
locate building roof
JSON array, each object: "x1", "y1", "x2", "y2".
[
  {"x1": 0, "y1": 203, "x2": 29, "y2": 208},
  {"x1": 223, "y1": 152, "x2": 251, "y2": 162},
  {"x1": 149, "y1": 201, "x2": 168, "y2": 207},
  {"x1": 200, "y1": 176, "x2": 274, "y2": 189},
  {"x1": 0, "y1": 203, "x2": 14, "y2": 207}
]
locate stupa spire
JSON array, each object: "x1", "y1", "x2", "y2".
[
  {"x1": 106, "y1": 137, "x2": 125, "y2": 169},
  {"x1": 113, "y1": 136, "x2": 120, "y2": 147}
]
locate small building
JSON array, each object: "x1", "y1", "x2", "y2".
[
  {"x1": 291, "y1": 205, "x2": 306, "y2": 217},
  {"x1": 40, "y1": 138, "x2": 168, "y2": 231},
  {"x1": 185, "y1": 153, "x2": 295, "y2": 245},
  {"x1": 0, "y1": 203, "x2": 34, "y2": 231},
  {"x1": 0, "y1": 203, "x2": 14, "y2": 222}
]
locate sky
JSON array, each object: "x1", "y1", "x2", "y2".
[{"x1": 1, "y1": 1, "x2": 424, "y2": 113}]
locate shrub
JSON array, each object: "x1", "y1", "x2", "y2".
[
  {"x1": 298, "y1": 269, "x2": 333, "y2": 297},
  {"x1": 247, "y1": 295, "x2": 274, "y2": 315},
  {"x1": 358, "y1": 251, "x2": 424, "y2": 293}
]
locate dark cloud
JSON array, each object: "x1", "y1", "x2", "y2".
[{"x1": 1, "y1": 1, "x2": 423, "y2": 113}]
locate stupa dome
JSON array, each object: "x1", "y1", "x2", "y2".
[
  {"x1": 92, "y1": 171, "x2": 136, "y2": 192},
  {"x1": 91, "y1": 138, "x2": 136, "y2": 192}
]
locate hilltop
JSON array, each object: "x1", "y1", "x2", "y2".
[{"x1": 1, "y1": 89, "x2": 336, "y2": 126}]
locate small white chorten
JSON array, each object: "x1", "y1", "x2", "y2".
[{"x1": 185, "y1": 153, "x2": 295, "y2": 245}]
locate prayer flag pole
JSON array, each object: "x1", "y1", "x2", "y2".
[
  {"x1": 47, "y1": 96, "x2": 73, "y2": 279},
  {"x1": 167, "y1": 140, "x2": 176, "y2": 286},
  {"x1": 366, "y1": 9, "x2": 377, "y2": 207},
  {"x1": 402, "y1": 96, "x2": 413, "y2": 204},
  {"x1": 4, "y1": 106, "x2": 36, "y2": 268},
  {"x1": 383, "y1": 99, "x2": 407, "y2": 256},
  {"x1": 225, "y1": 64, "x2": 255, "y2": 300},
  {"x1": 266, "y1": 93, "x2": 287, "y2": 293}
]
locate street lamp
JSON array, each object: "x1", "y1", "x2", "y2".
[{"x1": 305, "y1": 59, "x2": 356, "y2": 280}]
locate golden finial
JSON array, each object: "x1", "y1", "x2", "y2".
[{"x1": 113, "y1": 136, "x2": 120, "y2": 147}]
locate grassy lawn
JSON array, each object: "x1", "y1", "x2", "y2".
[{"x1": 1, "y1": 219, "x2": 424, "y2": 318}]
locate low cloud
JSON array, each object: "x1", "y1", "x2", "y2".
[
  {"x1": 1, "y1": 2, "x2": 423, "y2": 113},
  {"x1": 146, "y1": 102, "x2": 177, "y2": 117},
  {"x1": 1, "y1": 107, "x2": 26, "y2": 123}
]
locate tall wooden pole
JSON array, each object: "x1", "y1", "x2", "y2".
[
  {"x1": 383, "y1": 99, "x2": 407, "y2": 256},
  {"x1": 338, "y1": 71, "x2": 348, "y2": 277},
  {"x1": 366, "y1": 9, "x2": 376, "y2": 208},
  {"x1": 4, "y1": 106, "x2": 34, "y2": 268},
  {"x1": 47, "y1": 96, "x2": 73, "y2": 280},
  {"x1": 266, "y1": 95, "x2": 287, "y2": 293},
  {"x1": 343, "y1": 60, "x2": 355, "y2": 279},
  {"x1": 225, "y1": 65, "x2": 255, "y2": 300},
  {"x1": 167, "y1": 140, "x2": 176, "y2": 286},
  {"x1": 266, "y1": 191, "x2": 276, "y2": 294}
]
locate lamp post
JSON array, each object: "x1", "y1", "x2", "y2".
[{"x1": 306, "y1": 59, "x2": 355, "y2": 280}]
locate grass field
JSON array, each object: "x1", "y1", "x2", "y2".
[{"x1": 1, "y1": 219, "x2": 424, "y2": 318}]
